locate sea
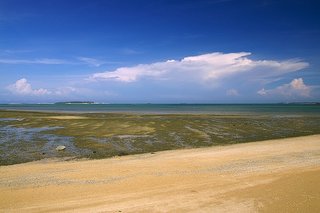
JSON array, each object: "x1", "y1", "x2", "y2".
[{"x1": 0, "y1": 103, "x2": 320, "y2": 115}]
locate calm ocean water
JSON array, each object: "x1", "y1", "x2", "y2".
[{"x1": 0, "y1": 104, "x2": 320, "y2": 115}]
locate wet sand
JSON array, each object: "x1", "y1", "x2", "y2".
[
  {"x1": 45, "y1": 116, "x2": 89, "y2": 120},
  {"x1": 0, "y1": 135, "x2": 320, "y2": 212}
]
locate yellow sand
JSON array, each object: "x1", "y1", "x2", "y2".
[{"x1": 1, "y1": 135, "x2": 320, "y2": 212}]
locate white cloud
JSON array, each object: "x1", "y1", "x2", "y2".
[
  {"x1": 0, "y1": 57, "x2": 114, "y2": 66},
  {"x1": 7, "y1": 78, "x2": 51, "y2": 95},
  {"x1": 2, "y1": 49, "x2": 34, "y2": 54},
  {"x1": 257, "y1": 78, "x2": 311, "y2": 97},
  {"x1": 90, "y1": 52, "x2": 308, "y2": 83},
  {"x1": 77, "y1": 57, "x2": 106, "y2": 67},
  {"x1": 226, "y1": 89, "x2": 239, "y2": 96},
  {"x1": 0, "y1": 58, "x2": 69, "y2": 64},
  {"x1": 257, "y1": 88, "x2": 267, "y2": 95},
  {"x1": 54, "y1": 87, "x2": 77, "y2": 96},
  {"x1": 7, "y1": 79, "x2": 82, "y2": 97}
]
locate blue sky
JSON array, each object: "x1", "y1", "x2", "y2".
[{"x1": 0, "y1": 0, "x2": 319, "y2": 103}]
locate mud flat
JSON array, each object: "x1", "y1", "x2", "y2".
[
  {"x1": 1, "y1": 134, "x2": 319, "y2": 212},
  {"x1": 1, "y1": 110, "x2": 320, "y2": 165}
]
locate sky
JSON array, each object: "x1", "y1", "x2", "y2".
[{"x1": 0, "y1": 0, "x2": 320, "y2": 103}]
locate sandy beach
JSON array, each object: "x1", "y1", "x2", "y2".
[{"x1": 1, "y1": 134, "x2": 320, "y2": 212}]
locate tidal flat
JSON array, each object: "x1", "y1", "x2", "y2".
[{"x1": 1, "y1": 110, "x2": 320, "y2": 165}]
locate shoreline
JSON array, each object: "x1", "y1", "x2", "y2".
[
  {"x1": 0, "y1": 108, "x2": 287, "y2": 116},
  {"x1": 1, "y1": 134, "x2": 320, "y2": 212},
  {"x1": 1, "y1": 103, "x2": 320, "y2": 115},
  {"x1": 0, "y1": 108, "x2": 261, "y2": 116}
]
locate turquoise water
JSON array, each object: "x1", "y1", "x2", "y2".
[{"x1": 0, "y1": 103, "x2": 320, "y2": 115}]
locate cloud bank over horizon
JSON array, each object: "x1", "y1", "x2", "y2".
[
  {"x1": 90, "y1": 52, "x2": 308, "y2": 84},
  {"x1": 4, "y1": 52, "x2": 316, "y2": 103},
  {"x1": 83, "y1": 52, "x2": 315, "y2": 102}
]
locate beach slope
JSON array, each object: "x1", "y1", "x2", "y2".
[{"x1": 1, "y1": 135, "x2": 320, "y2": 212}]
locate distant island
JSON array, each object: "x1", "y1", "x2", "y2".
[
  {"x1": 284, "y1": 102, "x2": 320, "y2": 105},
  {"x1": 54, "y1": 101, "x2": 95, "y2": 104}
]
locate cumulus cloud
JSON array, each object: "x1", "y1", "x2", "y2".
[
  {"x1": 7, "y1": 78, "x2": 51, "y2": 95},
  {"x1": 7, "y1": 79, "x2": 82, "y2": 97},
  {"x1": 90, "y1": 52, "x2": 308, "y2": 83},
  {"x1": 257, "y1": 78, "x2": 311, "y2": 97},
  {"x1": 257, "y1": 88, "x2": 267, "y2": 96}
]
